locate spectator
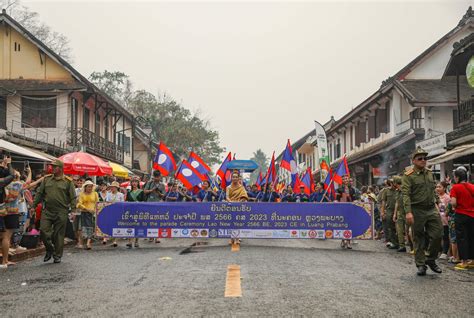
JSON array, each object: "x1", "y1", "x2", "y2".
[
  {"x1": 450, "y1": 167, "x2": 474, "y2": 271},
  {"x1": 0, "y1": 156, "x2": 16, "y2": 269},
  {"x1": 436, "y1": 181, "x2": 450, "y2": 260}
]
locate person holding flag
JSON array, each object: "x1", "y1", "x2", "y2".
[
  {"x1": 196, "y1": 180, "x2": 218, "y2": 202},
  {"x1": 310, "y1": 182, "x2": 329, "y2": 202}
]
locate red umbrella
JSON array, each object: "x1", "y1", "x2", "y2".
[{"x1": 58, "y1": 152, "x2": 113, "y2": 176}]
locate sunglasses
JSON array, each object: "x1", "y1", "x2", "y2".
[{"x1": 416, "y1": 157, "x2": 427, "y2": 161}]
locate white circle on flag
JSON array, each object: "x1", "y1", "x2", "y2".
[
  {"x1": 191, "y1": 161, "x2": 200, "y2": 168},
  {"x1": 182, "y1": 168, "x2": 193, "y2": 177},
  {"x1": 158, "y1": 154, "x2": 167, "y2": 164},
  {"x1": 290, "y1": 160, "x2": 297, "y2": 171}
]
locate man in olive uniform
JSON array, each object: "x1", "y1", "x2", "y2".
[
  {"x1": 393, "y1": 176, "x2": 407, "y2": 253},
  {"x1": 381, "y1": 178, "x2": 399, "y2": 249},
  {"x1": 402, "y1": 147, "x2": 442, "y2": 276},
  {"x1": 33, "y1": 159, "x2": 76, "y2": 263}
]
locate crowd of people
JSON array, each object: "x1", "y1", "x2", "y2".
[{"x1": 0, "y1": 148, "x2": 473, "y2": 275}]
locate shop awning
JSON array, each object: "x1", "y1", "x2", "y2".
[
  {"x1": 109, "y1": 162, "x2": 133, "y2": 178},
  {"x1": 429, "y1": 143, "x2": 474, "y2": 165},
  {"x1": 0, "y1": 139, "x2": 52, "y2": 162}
]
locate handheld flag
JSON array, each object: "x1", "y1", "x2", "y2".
[
  {"x1": 293, "y1": 174, "x2": 302, "y2": 194},
  {"x1": 280, "y1": 140, "x2": 299, "y2": 186},
  {"x1": 324, "y1": 168, "x2": 336, "y2": 201},
  {"x1": 333, "y1": 156, "x2": 350, "y2": 185},
  {"x1": 300, "y1": 169, "x2": 311, "y2": 195},
  {"x1": 265, "y1": 152, "x2": 277, "y2": 185},
  {"x1": 153, "y1": 142, "x2": 177, "y2": 176},
  {"x1": 216, "y1": 152, "x2": 232, "y2": 189},
  {"x1": 188, "y1": 152, "x2": 211, "y2": 176},
  {"x1": 176, "y1": 160, "x2": 206, "y2": 190}
]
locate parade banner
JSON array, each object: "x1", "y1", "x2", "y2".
[
  {"x1": 96, "y1": 202, "x2": 373, "y2": 240},
  {"x1": 315, "y1": 120, "x2": 330, "y2": 181}
]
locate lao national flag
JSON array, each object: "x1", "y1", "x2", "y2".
[
  {"x1": 216, "y1": 152, "x2": 232, "y2": 189},
  {"x1": 281, "y1": 140, "x2": 297, "y2": 173},
  {"x1": 153, "y1": 142, "x2": 177, "y2": 176},
  {"x1": 300, "y1": 170, "x2": 311, "y2": 195},
  {"x1": 176, "y1": 160, "x2": 206, "y2": 190},
  {"x1": 188, "y1": 152, "x2": 211, "y2": 176},
  {"x1": 256, "y1": 171, "x2": 264, "y2": 190},
  {"x1": 293, "y1": 174, "x2": 302, "y2": 194},
  {"x1": 333, "y1": 156, "x2": 350, "y2": 185},
  {"x1": 324, "y1": 168, "x2": 336, "y2": 201},
  {"x1": 265, "y1": 152, "x2": 277, "y2": 185}
]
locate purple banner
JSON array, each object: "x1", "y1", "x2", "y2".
[{"x1": 96, "y1": 202, "x2": 373, "y2": 240}]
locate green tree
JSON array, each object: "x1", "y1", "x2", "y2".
[
  {"x1": 88, "y1": 71, "x2": 133, "y2": 107},
  {"x1": 250, "y1": 149, "x2": 269, "y2": 183},
  {"x1": 90, "y1": 71, "x2": 224, "y2": 165}
]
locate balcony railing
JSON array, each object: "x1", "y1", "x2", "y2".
[
  {"x1": 458, "y1": 99, "x2": 474, "y2": 126},
  {"x1": 69, "y1": 127, "x2": 124, "y2": 163},
  {"x1": 395, "y1": 118, "x2": 424, "y2": 135},
  {"x1": 447, "y1": 99, "x2": 474, "y2": 146}
]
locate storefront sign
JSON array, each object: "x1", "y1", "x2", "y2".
[
  {"x1": 315, "y1": 120, "x2": 330, "y2": 180},
  {"x1": 96, "y1": 202, "x2": 373, "y2": 240},
  {"x1": 416, "y1": 134, "x2": 446, "y2": 157}
]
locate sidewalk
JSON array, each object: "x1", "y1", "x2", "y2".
[{"x1": 0, "y1": 239, "x2": 75, "y2": 263}]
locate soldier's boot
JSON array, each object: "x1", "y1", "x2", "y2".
[
  {"x1": 426, "y1": 260, "x2": 442, "y2": 274},
  {"x1": 417, "y1": 265, "x2": 427, "y2": 276}
]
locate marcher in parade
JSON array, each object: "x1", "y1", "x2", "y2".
[
  {"x1": 392, "y1": 176, "x2": 408, "y2": 252},
  {"x1": 381, "y1": 178, "x2": 400, "y2": 250},
  {"x1": 33, "y1": 159, "x2": 76, "y2": 264},
  {"x1": 76, "y1": 180, "x2": 99, "y2": 250},
  {"x1": 0, "y1": 156, "x2": 17, "y2": 269},
  {"x1": 449, "y1": 167, "x2": 474, "y2": 271},
  {"x1": 259, "y1": 183, "x2": 279, "y2": 202},
  {"x1": 105, "y1": 181, "x2": 124, "y2": 247},
  {"x1": 402, "y1": 147, "x2": 443, "y2": 276},
  {"x1": 247, "y1": 184, "x2": 260, "y2": 202},
  {"x1": 196, "y1": 180, "x2": 218, "y2": 202},
  {"x1": 377, "y1": 179, "x2": 391, "y2": 241},
  {"x1": 143, "y1": 170, "x2": 166, "y2": 202},
  {"x1": 309, "y1": 182, "x2": 328, "y2": 202},
  {"x1": 295, "y1": 185, "x2": 309, "y2": 202},
  {"x1": 436, "y1": 181, "x2": 451, "y2": 260},
  {"x1": 165, "y1": 182, "x2": 181, "y2": 202},
  {"x1": 281, "y1": 185, "x2": 296, "y2": 202},
  {"x1": 226, "y1": 172, "x2": 248, "y2": 202},
  {"x1": 337, "y1": 175, "x2": 356, "y2": 249}
]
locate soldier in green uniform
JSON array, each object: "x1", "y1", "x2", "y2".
[
  {"x1": 393, "y1": 176, "x2": 407, "y2": 253},
  {"x1": 381, "y1": 178, "x2": 399, "y2": 249},
  {"x1": 33, "y1": 159, "x2": 76, "y2": 263},
  {"x1": 402, "y1": 147, "x2": 442, "y2": 276}
]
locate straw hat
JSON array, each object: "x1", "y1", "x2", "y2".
[
  {"x1": 108, "y1": 181, "x2": 120, "y2": 189},
  {"x1": 82, "y1": 180, "x2": 95, "y2": 190}
]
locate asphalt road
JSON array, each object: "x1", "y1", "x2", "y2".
[{"x1": 1, "y1": 239, "x2": 473, "y2": 317}]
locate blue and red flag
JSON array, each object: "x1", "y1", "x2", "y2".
[
  {"x1": 333, "y1": 155, "x2": 350, "y2": 185},
  {"x1": 175, "y1": 160, "x2": 207, "y2": 190},
  {"x1": 324, "y1": 168, "x2": 336, "y2": 201},
  {"x1": 280, "y1": 139, "x2": 298, "y2": 186},
  {"x1": 216, "y1": 152, "x2": 232, "y2": 189},
  {"x1": 265, "y1": 152, "x2": 277, "y2": 186},
  {"x1": 256, "y1": 171, "x2": 264, "y2": 190},
  {"x1": 292, "y1": 174, "x2": 300, "y2": 193},
  {"x1": 188, "y1": 151, "x2": 211, "y2": 176},
  {"x1": 300, "y1": 169, "x2": 311, "y2": 195},
  {"x1": 153, "y1": 142, "x2": 177, "y2": 176}
]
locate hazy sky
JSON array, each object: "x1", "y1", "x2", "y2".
[{"x1": 23, "y1": 0, "x2": 471, "y2": 159}]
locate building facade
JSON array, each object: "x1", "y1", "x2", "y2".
[{"x1": 0, "y1": 10, "x2": 152, "y2": 175}]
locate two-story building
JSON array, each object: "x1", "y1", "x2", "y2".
[
  {"x1": 0, "y1": 10, "x2": 152, "y2": 175},
  {"x1": 324, "y1": 7, "x2": 473, "y2": 186}
]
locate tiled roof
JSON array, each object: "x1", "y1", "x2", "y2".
[
  {"x1": 0, "y1": 79, "x2": 86, "y2": 94},
  {"x1": 396, "y1": 78, "x2": 473, "y2": 104}
]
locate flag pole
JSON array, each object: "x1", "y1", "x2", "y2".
[{"x1": 320, "y1": 178, "x2": 334, "y2": 203}]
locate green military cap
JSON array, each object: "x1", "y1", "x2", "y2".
[
  {"x1": 51, "y1": 159, "x2": 64, "y2": 168},
  {"x1": 392, "y1": 176, "x2": 402, "y2": 185},
  {"x1": 412, "y1": 146, "x2": 428, "y2": 160}
]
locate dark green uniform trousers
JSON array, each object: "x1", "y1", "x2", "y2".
[
  {"x1": 386, "y1": 210, "x2": 398, "y2": 246},
  {"x1": 40, "y1": 210, "x2": 69, "y2": 257},
  {"x1": 412, "y1": 208, "x2": 442, "y2": 266},
  {"x1": 396, "y1": 217, "x2": 406, "y2": 248}
]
